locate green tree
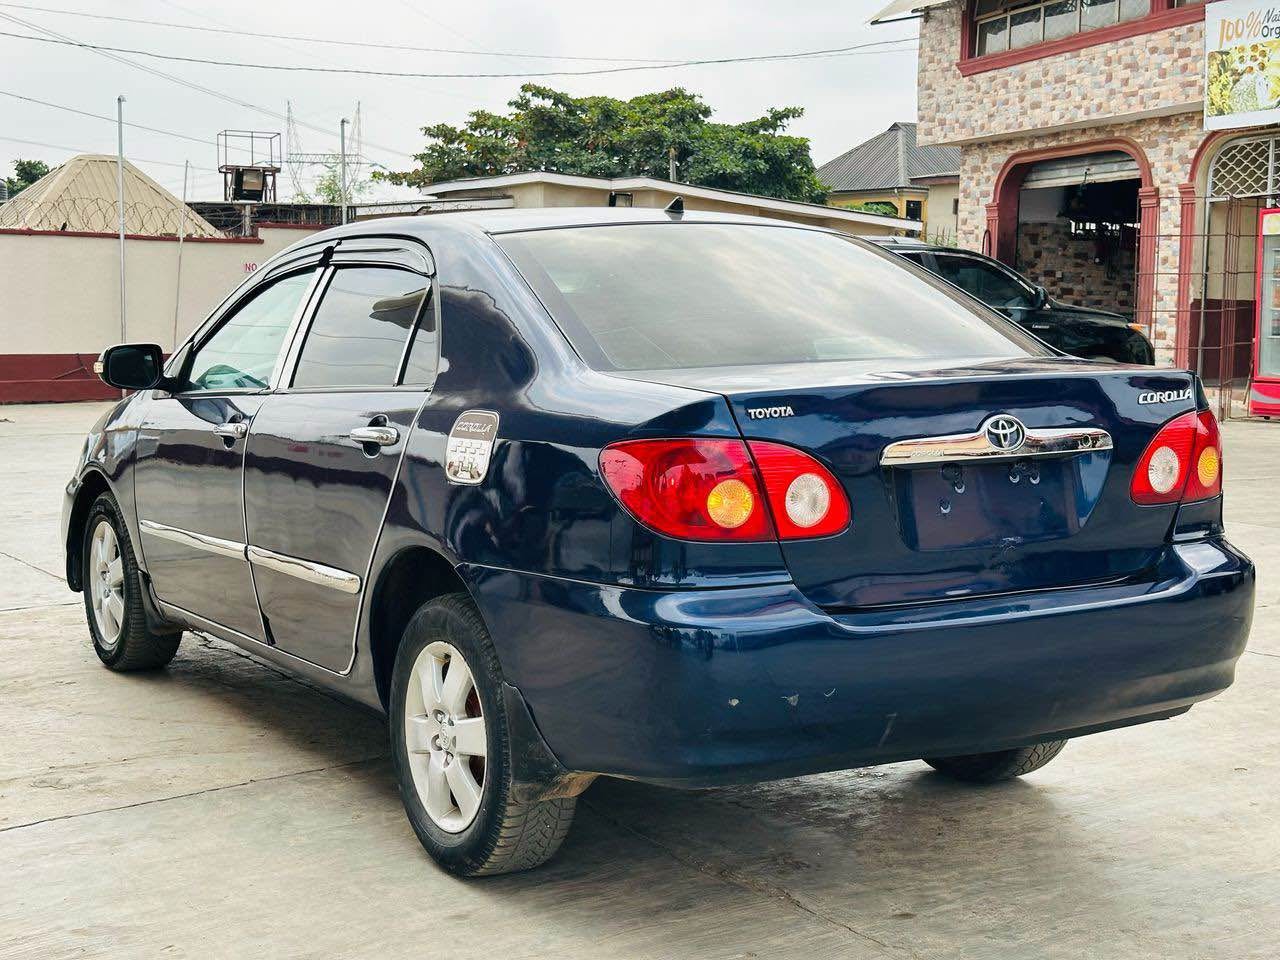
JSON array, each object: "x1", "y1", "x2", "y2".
[
  {"x1": 294, "y1": 158, "x2": 372, "y2": 205},
  {"x1": 4, "y1": 158, "x2": 50, "y2": 197},
  {"x1": 378, "y1": 84, "x2": 827, "y2": 203},
  {"x1": 840, "y1": 200, "x2": 900, "y2": 218}
]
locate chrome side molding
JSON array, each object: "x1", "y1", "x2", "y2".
[
  {"x1": 880, "y1": 419, "x2": 1113, "y2": 468},
  {"x1": 139, "y1": 519, "x2": 246, "y2": 561},
  {"x1": 141, "y1": 519, "x2": 362, "y2": 595},
  {"x1": 247, "y1": 545, "x2": 362, "y2": 595}
]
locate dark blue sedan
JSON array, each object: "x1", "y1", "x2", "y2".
[{"x1": 63, "y1": 209, "x2": 1255, "y2": 876}]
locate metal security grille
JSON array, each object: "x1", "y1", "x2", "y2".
[
  {"x1": 1208, "y1": 137, "x2": 1275, "y2": 200},
  {"x1": 1143, "y1": 194, "x2": 1263, "y2": 420}
]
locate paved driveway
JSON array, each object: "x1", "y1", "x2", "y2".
[{"x1": 0, "y1": 402, "x2": 1275, "y2": 960}]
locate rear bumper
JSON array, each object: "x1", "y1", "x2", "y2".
[{"x1": 465, "y1": 538, "x2": 1254, "y2": 787}]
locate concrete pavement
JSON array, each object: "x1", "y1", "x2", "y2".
[{"x1": 0, "y1": 402, "x2": 1275, "y2": 960}]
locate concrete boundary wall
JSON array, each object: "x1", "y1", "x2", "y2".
[{"x1": 0, "y1": 224, "x2": 320, "y2": 402}]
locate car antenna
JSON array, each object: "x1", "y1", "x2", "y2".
[{"x1": 664, "y1": 195, "x2": 684, "y2": 218}]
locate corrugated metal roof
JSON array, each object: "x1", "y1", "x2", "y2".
[
  {"x1": 0, "y1": 154, "x2": 221, "y2": 237},
  {"x1": 817, "y1": 123, "x2": 960, "y2": 192}
]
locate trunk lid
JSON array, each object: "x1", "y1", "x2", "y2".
[{"x1": 623, "y1": 357, "x2": 1199, "y2": 609}]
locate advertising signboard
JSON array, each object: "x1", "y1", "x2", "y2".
[{"x1": 1207, "y1": 0, "x2": 1280, "y2": 129}]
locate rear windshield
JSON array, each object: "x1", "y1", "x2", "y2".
[{"x1": 496, "y1": 223, "x2": 1050, "y2": 371}]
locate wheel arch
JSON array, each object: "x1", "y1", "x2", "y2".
[
  {"x1": 65, "y1": 468, "x2": 113, "y2": 591},
  {"x1": 366, "y1": 543, "x2": 474, "y2": 711}
]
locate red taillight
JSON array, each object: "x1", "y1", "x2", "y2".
[
  {"x1": 1185, "y1": 409, "x2": 1223, "y2": 501},
  {"x1": 1130, "y1": 409, "x2": 1223, "y2": 505},
  {"x1": 599, "y1": 439, "x2": 774, "y2": 542},
  {"x1": 599, "y1": 438, "x2": 851, "y2": 542},
  {"x1": 747, "y1": 440, "x2": 851, "y2": 539}
]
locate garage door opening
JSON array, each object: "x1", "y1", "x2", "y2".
[{"x1": 1015, "y1": 152, "x2": 1141, "y2": 319}]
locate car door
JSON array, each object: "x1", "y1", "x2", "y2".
[
  {"x1": 242, "y1": 245, "x2": 437, "y2": 672},
  {"x1": 134, "y1": 263, "x2": 324, "y2": 639}
]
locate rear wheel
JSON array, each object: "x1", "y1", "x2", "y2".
[
  {"x1": 924, "y1": 740, "x2": 1067, "y2": 783},
  {"x1": 389, "y1": 593, "x2": 576, "y2": 876},
  {"x1": 82, "y1": 493, "x2": 181, "y2": 671}
]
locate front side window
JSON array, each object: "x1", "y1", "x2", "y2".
[
  {"x1": 291, "y1": 266, "x2": 430, "y2": 388},
  {"x1": 973, "y1": 0, "x2": 1149, "y2": 55},
  {"x1": 930, "y1": 254, "x2": 1035, "y2": 311},
  {"x1": 497, "y1": 224, "x2": 1049, "y2": 371},
  {"x1": 185, "y1": 271, "x2": 313, "y2": 392}
]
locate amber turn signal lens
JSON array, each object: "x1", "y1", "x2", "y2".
[
  {"x1": 1197, "y1": 446, "x2": 1220, "y2": 489},
  {"x1": 706, "y1": 478, "x2": 755, "y2": 529}
]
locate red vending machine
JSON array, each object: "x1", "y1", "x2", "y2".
[{"x1": 1253, "y1": 208, "x2": 1280, "y2": 417}]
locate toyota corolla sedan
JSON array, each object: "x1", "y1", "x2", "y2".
[{"x1": 63, "y1": 209, "x2": 1254, "y2": 877}]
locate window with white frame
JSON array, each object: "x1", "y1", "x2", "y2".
[{"x1": 973, "y1": 0, "x2": 1150, "y2": 56}]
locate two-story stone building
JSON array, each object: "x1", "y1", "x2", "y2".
[{"x1": 875, "y1": 0, "x2": 1280, "y2": 414}]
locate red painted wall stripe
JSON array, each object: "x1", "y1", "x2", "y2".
[{"x1": 0, "y1": 354, "x2": 121, "y2": 404}]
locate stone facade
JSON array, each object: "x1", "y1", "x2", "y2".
[
  {"x1": 956, "y1": 114, "x2": 1206, "y2": 360},
  {"x1": 1016, "y1": 221, "x2": 1138, "y2": 315},
  {"x1": 916, "y1": 3, "x2": 1203, "y2": 147},
  {"x1": 912, "y1": 1, "x2": 1219, "y2": 363}
]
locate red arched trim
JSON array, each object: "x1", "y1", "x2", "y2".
[{"x1": 987, "y1": 138, "x2": 1157, "y2": 326}]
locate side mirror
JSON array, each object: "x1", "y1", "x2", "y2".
[
  {"x1": 94, "y1": 343, "x2": 165, "y2": 391},
  {"x1": 1032, "y1": 285, "x2": 1050, "y2": 310}
]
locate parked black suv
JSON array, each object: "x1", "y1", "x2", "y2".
[{"x1": 869, "y1": 238, "x2": 1155, "y2": 365}]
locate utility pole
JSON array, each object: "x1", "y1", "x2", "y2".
[
  {"x1": 668, "y1": 146, "x2": 677, "y2": 182},
  {"x1": 116, "y1": 95, "x2": 127, "y2": 341},
  {"x1": 339, "y1": 117, "x2": 349, "y2": 225},
  {"x1": 172, "y1": 160, "x2": 189, "y2": 350}
]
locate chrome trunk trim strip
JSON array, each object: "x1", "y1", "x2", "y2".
[
  {"x1": 139, "y1": 519, "x2": 246, "y2": 561},
  {"x1": 246, "y1": 545, "x2": 361, "y2": 594},
  {"x1": 880, "y1": 422, "x2": 1113, "y2": 467}
]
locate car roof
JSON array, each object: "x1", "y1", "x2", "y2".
[
  {"x1": 860, "y1": 236, "x2": 975, "y2": 255},
  {"x1": 299, "y1": 206, "x2": 854, "y2": 245}
]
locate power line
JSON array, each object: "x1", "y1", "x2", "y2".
[
  {"x1": 0, "y1": 28, "x2": 919, "y2": 79},
  {"x1": 0, "y1": 1, "x2": 680, "y2": 62},
  {"x1": 0, "y1": 133, "x2": 218, "y2": 172},
  {"x1": 0, "y1": 88, "x2": 213, "y2": 148},
  {"x1": 0, "y1": 9, "x2": 417, "y2": 161}
]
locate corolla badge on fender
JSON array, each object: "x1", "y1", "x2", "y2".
[
  {"x1": 746, "y1": 405, "x2": 795, "y2": 420},
  {"x1": 1137, "y1": 387, "x2": 1193, "y2": 405},
  {"x1": 445, "y1": 410, "x2": 499, "y2": 485}
]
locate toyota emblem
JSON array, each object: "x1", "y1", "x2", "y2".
[{"x1": 984, "y1": 415, "x2": 1026, "y2": 451}]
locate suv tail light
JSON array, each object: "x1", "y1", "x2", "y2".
[
  {"x1": 1130, "y1": 409, "x2": 1222, "y2": 505},
  {"x1": 599, "y1": 438, "x2": 850, "y2": 542}
]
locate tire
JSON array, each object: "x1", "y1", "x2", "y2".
[
  {"x1": 389, "y1": 593, "x2": 576, "y2": 876},
  {"x1": 81, "y1": 493, "x2": 182, "y2": 671},
  {"x1": 924, "y1": 740, "x2": 1067, "y2": 784}
]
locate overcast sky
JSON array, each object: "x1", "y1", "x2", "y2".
[{"x1": 0, "y1": 0, "x2": 919, "y2": 201}]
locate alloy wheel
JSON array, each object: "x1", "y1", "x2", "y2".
[
  {"x1": 403, "y1": 640, "x2": 487, "y2": 833},
  {"x1": 89, "y1": 519, "x2": 125, "y2": 649}
]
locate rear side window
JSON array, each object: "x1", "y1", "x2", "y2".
[
  {"x1": 497, "y1": 224, "x2": 1049, "y2": 371},
  {"x1": 291, "y1": 266, "x2": 429, "y2": 388}
]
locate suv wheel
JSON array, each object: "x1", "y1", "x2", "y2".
[
  {"x1": 82, "y1": 493, "x2": 182, "y2": 670},
  {"x1": 390, "y1": 593, "x2": 576, "y2": 876},
  {"x1": 924, "y1": 740, "x2": 1067, "y2": 783}
]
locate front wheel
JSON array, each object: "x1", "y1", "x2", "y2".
[
  {"x1": 82, "y1": 493, "x2": 182, "y2": 671},
  {"x1": 924, "y1": 740, "x2": 1067, "y2": 783},
  {"x1": 389, "y1": 593, "x2": 576, "y2": 876}
]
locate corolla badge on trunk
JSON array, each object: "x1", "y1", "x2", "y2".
[
  {"x1": 1137, "y1": 387, "x2": 1194, "y2": 405},
  {"x1": 446, "y1": 410, "x2": 500, "y2": 485},
  {"x1": 984, "y1": 415, "x2": 1026, "y2": 451}
]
